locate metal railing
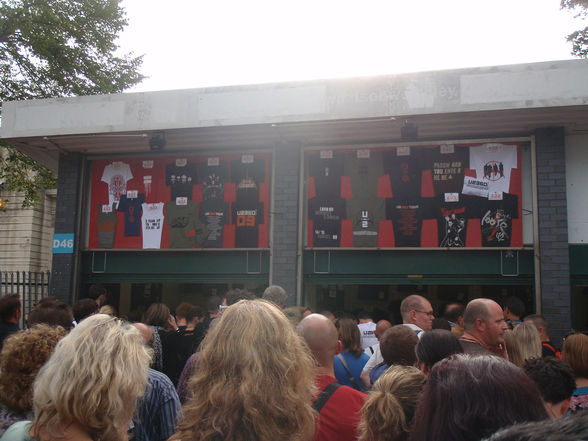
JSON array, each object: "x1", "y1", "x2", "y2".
[{"x1": 0, "y1": 271, "x2": 51, "y2": 329}]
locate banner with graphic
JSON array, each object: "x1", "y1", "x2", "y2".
[
  {"x1": 305, "y1": 142, "x2": 522, "y2": 248},
  {"x1": 87, "y1": 153, "x2": 271, "y2": 249}
]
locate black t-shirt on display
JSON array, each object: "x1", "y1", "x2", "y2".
[
  {"x1": 308, "y1": 152, "x2": 344, "y2": 199},
  {"x1": 308, "y1": 197, "x2": 346, "y2": 247},
  {"x1": 197, "y1": 160, "x2": 229, "y2": 200},
  {"x1": 383, "y1": 148, "x2": 423, "y2": 202},
  {"x1": 425, "y1": 145, "x2": 470, "y2": 196},
  {"x1": 230, "y1": 158, "x2": 266, "y2": 204},
  {"x1": 166, "y1": 162, "x2": 197, "y2": 200},
  {"x1": 232, "y1": 200, "x2": 264, "y2": 248},
  {"x1": 470, "y1": 193, "x2": 519, "y2": 247},
  {"x1": 199, "y1": 198, "x2": 229, "y2": 248},
  {"x1": 428, "y1": 194, "x2": 477, "y2": 248},
  {"x1": 386, "y1": 198, "x2": 432, "y2": 247}
]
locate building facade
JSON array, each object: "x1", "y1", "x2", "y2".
[{"x1": 1, "y1": 60, "x2": 587, "y2": 340}]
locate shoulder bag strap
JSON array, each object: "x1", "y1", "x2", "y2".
[
  {"x1": 312, "y1": 381, "x2": 342, "y2": 412},
  {"x1": 337, "y1": 353, "x2": 361, "y2": 390}
]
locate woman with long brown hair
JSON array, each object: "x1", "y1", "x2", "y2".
[
  {"x1": 334, "y1": 318, "x2": 370, "y2": 391},
  {"x1": 170, "y1": 299, "x2": 316, "y2": 441}
]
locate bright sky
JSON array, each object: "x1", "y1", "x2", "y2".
[{"x1": 117, "y1": 0, "x2": 584, "y2": 92}]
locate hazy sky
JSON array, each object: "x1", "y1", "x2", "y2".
[{"x1": 117, "y1": 0, "x2": 584, "y2": 92}]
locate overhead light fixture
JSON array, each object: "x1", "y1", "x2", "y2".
[
  {"x1": 149, "y1": 132, "x2": 166, "y2": 151},
  {"x1": 400, "y1": 121, "x2": 418, "y2": 140}
]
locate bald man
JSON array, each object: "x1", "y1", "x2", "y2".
[
  {"x1": 297, "y1": 314, "x2": 366, "y2": 441},
  {"x1": 459, "y1": 298, "x2": 509, "y2": 359},
  {"x1": 400, "y1": 294, "x2": 435, "y2": 334}
]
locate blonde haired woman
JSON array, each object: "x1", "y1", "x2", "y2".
[
  {"x1": 1, "y1": 314, "x2": 151, "y2": 441},
  {"x1": 358, "y1": 365, "x2": 426, "y2": 441},
  {"x1": 170, "y1": 299, "x2": 316, "y2": 441},
  {"x1": 503, "y1": 323, "x2": 542, "y2": 367}
]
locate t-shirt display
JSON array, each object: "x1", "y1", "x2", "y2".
[
  {"x1": 308, "y1": 197, "x2": 346, "y2": 247},
  {"x1": 101, "y1": 161, "x2": 133, "y2": 208},
  {"x1": 117, "y1": 193, "x2": 145, "y2": 237},
  {"x1": 347, "y1": 198, "x2": 385, "y2": 247},
  {"x1": 305, "y1": 143, "x2": 522, "y2": 249},
  {"x1": 199, "y1": 198, "x2": 229, "y2": 248},
  {"x1": 141, "y1": 202, "x2": 165, "y2": 249},
  {"x1": 166, "y1": 161, "x2": 197, "y2": 200},
  {"x1": 230, "y1": 157, "x2": 266, "y2": 204},
  {"x1": 383, "y1": 147, "x2": 424, "y2": 201},
  {"x1": 386, "y1": 199, "x2": 432, "y2": 247},
  {"x1": 425, "y1": 145, "x2": 469, "y2": 196},
  {"x1": 466, "y1": 143, "x2": 517, "y2": 196},
  {"x1": 88, "y1": 153, "x2": 270, "y2": 250},
  {"x1": 428, "y1": 194, "x2": 476, "y2": 248},
  {"x1": 197, "y1": 159, "x2": 229, "y2": 200},
  {"x1": 97, "y1": 204, "x2": 117, "y2": 248},
  {"x1": 470, "y1": 193, "x2": 519, "y2": 247},
  {"x1": 166, "y1": 201, "x2": 200, "y2": 248},
  {"x1": 344, "y1": 150, "x2": 384, "y2": 200},
  {"x1": 308, "y1": 151, "x2": 344, "y2": 199},
  {"x1": 232, "y1": 200, "x2": 264, "y2": 248}
]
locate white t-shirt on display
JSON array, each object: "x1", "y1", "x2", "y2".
[
  {"x1": 141, "y1": 202, "x2": 164, "y2": 249},
  {"x1": 101, "y1": 161, "x2": 133, "y2": 208},
  {"x1": 465, "y1": 143, "x2": 517, "y2": 196}
]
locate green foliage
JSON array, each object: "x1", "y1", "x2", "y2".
[
  {"x1": 561, "y1": 0, "x2": 588, "y2": 57},
  {"x1": 0, "y1": 0, "x2": 144, "y2": 206}
]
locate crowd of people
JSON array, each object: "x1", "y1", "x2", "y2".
[{"x1": 0, "y1": 288, "x2": 585, "y2": 441}]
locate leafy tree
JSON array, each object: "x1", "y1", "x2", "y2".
[
  {"x1": 0, "y1": 0, "x2": 144, "y2": 207},
  {"x1": 561, "y1": 0, "x2": 588, "y2": 58}
]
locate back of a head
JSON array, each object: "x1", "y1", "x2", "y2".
[
  {"x1": 143, "y1": 303, "x2": 170, "y2": 327},
  {"x1": 262, "y1": 285, "x2": 287, "y2": 307},
  {"x1": 28, "y1": 297, "x2": 73, "y2": 330},
  {"x1": 463, "y1": 298, "x2": 490, "y2": 331},
  {"x1": 523, "y1": 314, "x2": 547, "y2": 331},
  {"x1": 297, "y1": 312, "x2": 339, "y2": 367},
  {"x1": 415, "y1": 329, "x2": 464, "y2": 371},
  {"x1": 443, "y1": 303, "x2": 465, "y2": 323},
  {"x1": 176, "y1": 302, "x2": 204, "y2": 322},
  {"x1": 338, "y1": 318, "x2": 362, "y2": 357},
  {"x1": 358, "y1": 365, "x2": 426, "y2": 441},
  {"x1": 482, "y1": 412, "x2": 588, "y2": 441},
  {"x1": 32, "y1": 314, "x2": 151, "y2": 441},
  {"x1": 562, "y1": 332, "x2": 588, "y2": 379},
  {"x1": 506, "y1": 323, "x2": 542, "y2": 368},
  {"x1": 206, "y1": 295, "x2": 222, "y2": 314},
  {"x1": 523, "y1": 357, "x2": 576, "y2": 405},
  {"x1": 73, "y1": 298, "x2": 99, "y2": 323},
  {"x1": 380, "y1": 325, "x2": 419, "y2": 366},
  {"x1": 408, "y1": 354, "x2": 548, "y2": 441},
  {"x1": 226, "y1": 289, "x2": 257, "y2": 306},
  {"x1": 0, "y1": 293, "x2": 21, "y2": 322},
  {"x1": 172, "y1": 299, "x2": 316, "y2": 441},
  {"x1": 504, "y1": 296, "x2": 525, "y2": 318},
  {"x1": 87, "y1": 284, "x2": 106, "y2": 302},
  {"x1": 0, "y1": 324, "x2": 67, "y2": 413}
]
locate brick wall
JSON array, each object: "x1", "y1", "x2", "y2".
[
  {"x1": 270, "y1": 143, "x2": 301, "y2": 305},
  {"x1": 51, "y1": 152, "x2": 83, "y2": 304},
  {"x1": 535, "y1": 127, "x2": 571, "y2": 343}
]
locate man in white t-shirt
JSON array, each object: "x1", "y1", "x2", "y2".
[
  {"x1": 360, "y1": 320, "x2": 392, "y2": 388},
  {"x1": 357, "y1": 312, "x2": 378, "y2": 349}
]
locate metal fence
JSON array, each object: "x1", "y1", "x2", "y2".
[{"x1": 0, "y1": 271, "x2": 51, "y2": 329}]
